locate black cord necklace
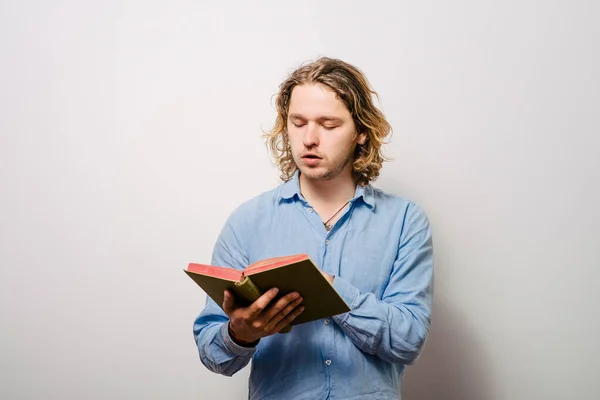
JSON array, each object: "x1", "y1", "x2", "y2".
[
  {"x1": 300, "y1": 186, "x2": 352, "y2": 231},
  {"x1": 323, "y1": 200, "x2": 351, "y2": 232}
]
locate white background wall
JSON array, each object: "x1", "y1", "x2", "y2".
[{"x1": 1, "y1": 1, "x2": 598, "y2": 399}]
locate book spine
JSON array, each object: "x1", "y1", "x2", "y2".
[
  {"x1": 233, "y1": 276, "x2": 262, "y2": 303},
  {"x1": 233, "y1": 277, "x2": 292, "y2": 334}
]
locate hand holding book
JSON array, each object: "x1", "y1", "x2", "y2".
[
  {"x1": 185, "y1": 254, "x2": 351, "y2": 334},
  {"x1": 223, "y1": 287, "x2": 305, "y2": 345}
]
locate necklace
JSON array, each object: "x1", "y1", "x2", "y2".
[{"x1": 323, "y1": 200, "x2": 351, "y2": 232}]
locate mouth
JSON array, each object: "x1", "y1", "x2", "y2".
[{"x1": 301, "y1": 154, "x2": 322, "y2": 160}]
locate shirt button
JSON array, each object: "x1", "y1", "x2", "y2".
[
  {"x1": 308, "y1": 208, "x2": 313, "y2": 213},
  {"x1": 324, "y1": 319, "x2": 330, "y2": 325},
  {"x1": 325, "y1": 240, "x2": 330, "y2": 245},
  {"x1": 325, "y1": 359, "x2": 332, "y2": 366}
]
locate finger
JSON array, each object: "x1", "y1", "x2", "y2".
[
  {"x1": 264, "y1": 295, "x2": 303, "y2": 331},
  {"x1": 271, "y1": 305, "x2": 305, "y2": 334},
  {"x1": 248, "y1": 288, "x2": 279, "y2": 318},
  {"x1": 222, "y1": 290, "x2": 236, "y2": 316},
  {"x1": 320, "y1": 270, "x2": 334, "y2": 284},
  {"x1": 263, "y1": 292, "x2": 301, "y2": 320}
]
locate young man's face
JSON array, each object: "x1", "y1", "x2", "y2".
[{"x1": 287, "y1": 83, "x2": 365, "y2": 182}]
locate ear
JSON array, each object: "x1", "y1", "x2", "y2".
[{"x1": 357, "y1": 132, "x2": 367, "y2": 145}]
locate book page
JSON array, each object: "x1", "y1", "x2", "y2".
[{"x1": 245, "y1": 254, "x2": 309, "y2": 274}]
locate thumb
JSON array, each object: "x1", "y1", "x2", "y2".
[{"x1": 222, "y1": 290, "x2": 235, "y2": 316}]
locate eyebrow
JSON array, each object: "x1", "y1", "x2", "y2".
[{"x1": 289, "y1": 113, "x2": 343, "y2": 123}]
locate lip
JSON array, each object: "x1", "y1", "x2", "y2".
[
  {"x1": 301, "y1": 154, "x2": 322, "y2": 166},
  {"x1": 301, "y1": 153, "x2": 322, "y2": 159}
]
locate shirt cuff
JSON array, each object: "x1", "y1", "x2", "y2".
[
  {"x1": 332, "y1": 275, "x2": 360, "y2": 322},
  {"x1": 220, "y1": 322, "x2": 258, "y2": 357}
]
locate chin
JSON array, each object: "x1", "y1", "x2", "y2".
[{"x1": 298, "y1": 167, "x2": 336, "y2": 181}]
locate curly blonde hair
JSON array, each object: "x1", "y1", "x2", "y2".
[{"x1": 264, "y1": 57, "x2": 392, "y2": 186}]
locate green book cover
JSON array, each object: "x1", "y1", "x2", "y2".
[{"x1": 184, "y1": 254, "x2": 351, "y2": 332}]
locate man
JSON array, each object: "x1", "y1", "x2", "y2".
[{"x1": 193, "y1": 57, "x2": 433, "y2": 399}]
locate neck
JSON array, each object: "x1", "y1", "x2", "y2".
[{"x1": 299, "y1": 170, "x2": 356, "y2": 208}]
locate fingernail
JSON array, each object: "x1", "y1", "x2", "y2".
[{"x1": 272, "y1": 288, "x2": 279, "y2": 295}]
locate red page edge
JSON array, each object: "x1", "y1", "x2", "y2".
[
  {"x1": 244, "y1": 254, "x2": 310, "y2": 276},
  {"x1": 186, "y1": 263, "x2": 242, "y2": 281}
]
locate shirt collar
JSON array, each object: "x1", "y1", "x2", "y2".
[
  {"x1": 279, "y1": 171, "x2": 302, "y2": 201},
  {"x1": 278, "y1": 171, "x2": 375, "y2": 211},
  {"x1": 354, "y1": 182, "x2": 375, "y2": 210}
]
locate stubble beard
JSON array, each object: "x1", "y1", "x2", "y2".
[{"x1": 296, "y1": 150, "x2": 354, "y2": 182}]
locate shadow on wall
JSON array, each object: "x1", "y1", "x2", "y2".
[{"x1": 402, "y1": 299, "x2": 492, "y2": 400}]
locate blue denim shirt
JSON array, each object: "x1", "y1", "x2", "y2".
[{"x1": 193, "y1": 173, "x2": 434, "y2": 399}]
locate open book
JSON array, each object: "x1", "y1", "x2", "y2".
[{"x1": 185, "y1": 254, "x2": 350, "y2": 333}]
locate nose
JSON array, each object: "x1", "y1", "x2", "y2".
[{"x1": 302, "y1": 122, "x2": 319, "y2": 148}]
